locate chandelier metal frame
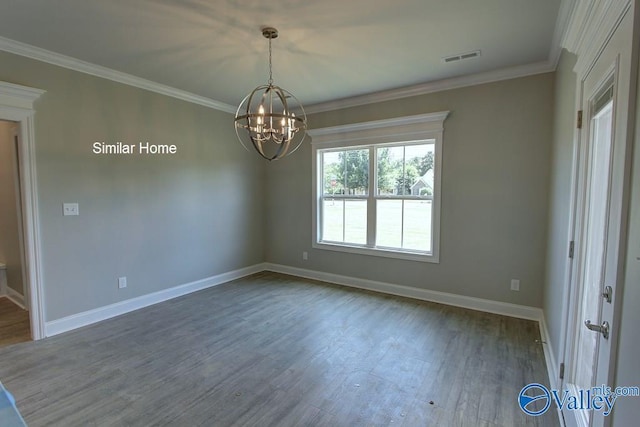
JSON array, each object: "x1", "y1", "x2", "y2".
[{"x1": 234, "y1": 27, "x2": 307, "y2": 161}]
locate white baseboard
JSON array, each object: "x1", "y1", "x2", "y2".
[
  {"x1": 539, "y1": 315, "x2": 559, "y2": 389},
  {"x1": 5, "y1": 287, "x2": 26, "y2": 309},
  {"x1": 539, "y1": 315, "x2": 565, "y2": 427},
  {"x1": 264, "y1": 263, "x2": 543, "y2": 321},
  {"x1": 45, "y1": 263, "x2": 267, "y2": 337},
  {"x1": 44, "y1": 261, "x2": 544, "y2": 339}
]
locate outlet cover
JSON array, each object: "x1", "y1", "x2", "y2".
[
  {"x1": 510, "y1": 279, "x2": 520, "y2": 291},
  {"x1": 118, "y1": 277, "x2": 127, "y2": 289},
  {"x1": 302, "y1": 251, "x2": 308, "y2": 260},
  {"x1": 63, "y1": 203, "x2": 79, "y2": 216}
]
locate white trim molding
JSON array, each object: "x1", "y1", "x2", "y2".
[
  {"x1": 304, "y1": 61, "x2": 555, "y2": 114},
  {"x1": 549, "y1": 0, "x2": 578, "y2": 68},
  {"x1": 265, "y1": 263, "x2": 543, "y2": 321},
  {"x1": 0, "y1": 33, "x2": 558, "y2": 117},
  {"x1": 310, "y1": 111, "x2": 448, "y2": 264},
  {"x1": 5, "y1": 287, "x2": 26, "y2": 310},
  {"x1": 308, "y1": 111, "x2": 449, "y2": 144},
  {"x1": 44, "y1": 261, "x2": 548, "y2": 340},
  {"x1": 562, "y1": 0, "x2": 632, "y2": 75},
  {"x1": 540, "y1": 315, "x2": 565, "y2": 427},
  {"x1": 539, "y1": 315, "x2": 559, "y2": 390},
  {"x1": 0, "y1": 36, "x2": 236, "y2": 114},
  {"x1": 0, "y1": 264, "x2": 6, "y2": 296},
  {"x1": 45, "y1": 263, "x2": 267, "y2": 337},
  {"x1": 0, "y1": 80, "x2": 46, "y2": 340}
]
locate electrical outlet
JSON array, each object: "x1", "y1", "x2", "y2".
[
  {"x1": 63, "y1": 203, "x2": 79, "y2": 216},
  {"x1": 118, "y1": 277, "x2": 127, "y2": 289},
  {"x1": 302, "y1": 251, "x2": 308, "y2": 260},
  {"x1": 510, "y1": 279, "x2": 520, "y2": 291}
]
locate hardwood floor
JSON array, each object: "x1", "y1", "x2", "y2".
[
  {"x1": 0, "y1": 297, "x2": 30, "y2": 348},
  {"x1": 0, "y1": 272, "x2": 558, "y2": 426}
]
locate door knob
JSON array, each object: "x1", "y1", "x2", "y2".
[{"x1": 585, "y1": 320, "x2": 609, "y2": 339}]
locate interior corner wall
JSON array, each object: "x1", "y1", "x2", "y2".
[
  {"x1": 0, "y1": 51, "x2": 265, "y2": 322},
  {"x1": 0, "y1": 120, "x2": 24, "y2": 296},
  {"x1": 542, "y1": 49, "x2": 578, "y2": 361},
  {"x1": 264, "y1": 73, "x2": 554, "y2": 307}
]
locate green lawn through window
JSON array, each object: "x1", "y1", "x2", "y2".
[{"x1": 321, "y1": 199, "x2": 432, "y2": 252}]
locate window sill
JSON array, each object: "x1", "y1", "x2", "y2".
[{"x1": 313, "y1": 241, "x2": 439, "y2": 263}]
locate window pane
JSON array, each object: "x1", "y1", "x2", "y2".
[
  {"x1": 405, "y1": 144, "x2": 434, "y2": 196},
  {"x1": 376, "y1": 200, "x2": 402, "y2": 248},
  {"x1": 322, "y1": 149, "x2": 369, "y2": 196},
  {"x1": 376, "y1": 143, "x2": 435, "y2": 196},
  {"x1": 344, "y1": 200, "x2": 367, "y2": 244},
  {"x1": 377, "y1": 146, "x2": 403, "y2": 195},
  {"x1": 403, "y1": 200, "x2": 432, "y2": 251},
  {"x1": 322, "y1": 152, "x2": 343, "y2": 195},
  {"x1": 322, "y1": 199, "x2": 366, "y2": 245},
  {"x1": 345, "y1": 149, "x2": 369, "y2": 195},
  {"x1": 322, "y1": 199, "x2": 343, "y2": 242}
]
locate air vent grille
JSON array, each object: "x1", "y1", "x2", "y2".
[{"x1": 442, "y1": 50, "x2": 481, "y2": 63}]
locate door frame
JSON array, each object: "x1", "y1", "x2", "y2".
[
  {"x1": 10, "y1": 123, "x2": 30, "y2": 309},
  {"x1": 0, "y1": 81, "x2": 46, "y2": 340},
  {"x1": 558, "y1": 2, "x2": 637, "y2": 425}
]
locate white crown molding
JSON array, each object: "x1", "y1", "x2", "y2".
[
  {"x1": 304, "y1": 60, "x2": 555, "y2": 114},
  {"x1": 1, "y1": 33, "x2": 562, "y2": 117},
  {"x1": 562, "y1": 0, "x2": 632, "y2": 76},
  {"x1": 0, "y1": 36, "x2": 237, "y2": 114},
  {"x1": 265, "y1": 263, "x2": 543, "y2": 321},
  {"x1": 548, "y1": 0, "x2": 578, "y2": 68}
]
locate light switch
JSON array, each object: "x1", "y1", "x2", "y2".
[{"x1": 63, "y1": 203, "x2": 79, "y2": 216}]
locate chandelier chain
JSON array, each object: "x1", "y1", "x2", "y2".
[{"x1": 268, "y1": 37, "x2": 273, "y2": 85}]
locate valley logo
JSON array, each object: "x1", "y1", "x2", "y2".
[{"x1": 518, "y1": 383, "x2": 639, "y2": 417}]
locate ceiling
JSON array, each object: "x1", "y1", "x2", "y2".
[{"x1": 0, "y1": 0, "x2": 564, "y2": 112}]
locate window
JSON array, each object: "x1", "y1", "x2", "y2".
[{"x1": 310, "y1": 112, "x2": 448, "y2": 262}]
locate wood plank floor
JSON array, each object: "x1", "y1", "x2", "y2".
[
  {"x1": 0, "y1": 296, "x2": 31, "y2": 348},
  {"x1": 0, "y1": 272, "x2": 558, "y2": 426}
]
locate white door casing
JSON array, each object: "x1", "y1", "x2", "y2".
[
  {"x1": 561, "y1": 6, "x2": 636, "y2": 427},
  {"x1": 0, "y1": 81, "x2": 46, "y2": 340}
]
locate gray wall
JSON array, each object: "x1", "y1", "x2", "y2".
[
  {"x1": 265, "y1": 74, "x2": 554, "y2": 307},
  {"x1": 542, "y1": 50, "x2": 577, "y2": 368},
  {"x1": 0, "y1": 120, "x2": 24, "y2": 295},
  {"x1": 0, "y1": 51, "x2": 265, "y2": 321}
]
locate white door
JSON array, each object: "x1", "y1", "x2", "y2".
[{"x1": 562, "y1": 8, "x2": 635, "y2": 427}]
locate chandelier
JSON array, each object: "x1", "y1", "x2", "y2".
[{"x1": 234, "y1": 27, "x2": 307, "y2": 161}]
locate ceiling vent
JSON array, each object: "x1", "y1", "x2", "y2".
[{"x1": 442, "y1": 50, "x2": 481, "y2": 63}]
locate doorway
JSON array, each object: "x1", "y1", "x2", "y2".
[
  {"x1": 561, "y1": 8, "x2": 635, "y2": 427},
  {"x1": 0, "y1": 81, "x2": 45, "y2": 340},
  {"x1": 0, "y1": 119, "x2": 31, "y2": 347}
]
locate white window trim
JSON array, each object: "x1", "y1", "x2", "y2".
[{"x1": 310, "y1": 111, "x2": 449, "y2": 263}]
